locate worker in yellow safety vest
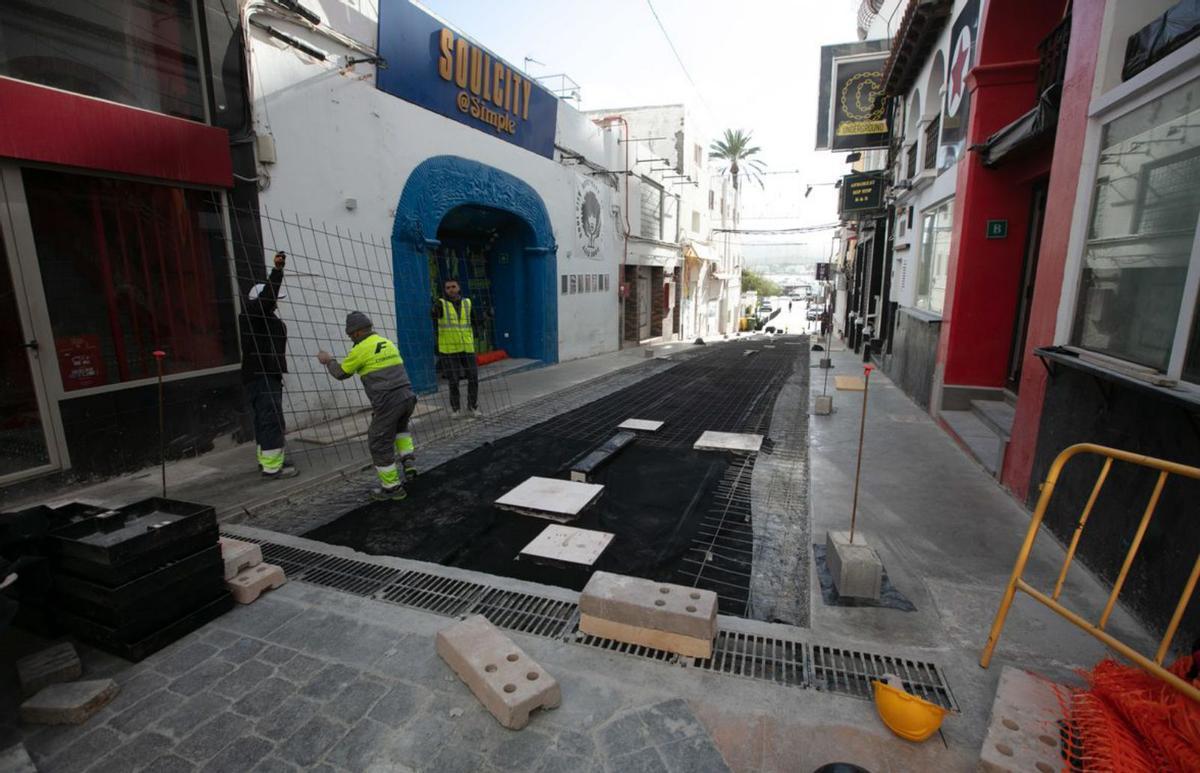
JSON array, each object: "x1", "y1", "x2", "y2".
[
  {"x1": 431, "y1": 278, "x2": 482, "y2": 419},
  {"x1": 317, "y1": 312, "x2": 417, "y2": 501}
]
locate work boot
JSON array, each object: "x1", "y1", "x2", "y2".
[
  {"x1": 450, "y1": 409, "x2": 465, "y2": 421},
  {"x1": 470, "y1": 407, "x2": 483, "y2": 419},
  {"x1": 263, "y1": 465, "x2": 299, "y2": 480},
  {"x1": 402, "y1": 458, "x2": 419, "y2": 480},
  {"x1": 370, "y1": 484, "x2": 407, "y2": 502}
]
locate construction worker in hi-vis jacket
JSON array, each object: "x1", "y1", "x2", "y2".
[{"x1": 317, "y1": 312, "x2": 417, "y2": 501}]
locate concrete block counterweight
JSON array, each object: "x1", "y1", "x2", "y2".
[{"x1": 579, "y1": 571, "x2": 718, "y2": 658}]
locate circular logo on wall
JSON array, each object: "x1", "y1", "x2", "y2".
[
  {"x1": 947, "y1": 25, "x2": 973, "y2": 117},
  {"x1": 576, "y1": 178, "x2": 603, "y2": 258}
]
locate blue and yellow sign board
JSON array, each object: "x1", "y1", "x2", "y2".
[{"x1": 376, "y1": 0, "x2": 558, "y2": 158}]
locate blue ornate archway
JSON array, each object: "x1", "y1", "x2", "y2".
[{"x1": 391, "y1": 155, "x2": 558, "y2": 392}]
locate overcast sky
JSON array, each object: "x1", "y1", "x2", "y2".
[{"x1": 418, "y1": 0, "x2": 870, "y2": 266}]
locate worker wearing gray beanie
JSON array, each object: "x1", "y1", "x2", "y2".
[{"x1": 317, "y1": 312, "x2": 418, "y2": 500}]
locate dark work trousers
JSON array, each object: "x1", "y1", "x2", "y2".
[
  {"x1": 368, "y1": 390, "x2": 417, "y2": 467},
  {"x1": 440, "y1": 352, "x2": 478, "y2": 411},
  {"x1": 246, "y1": 376, "x2": 286, "y2": 451}
]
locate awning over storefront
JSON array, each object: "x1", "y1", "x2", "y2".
[
  {"x1": 627, "y1": 238, "x2": 682, "y2": 269},
  {"x1": 683, "y1": 240, "x2": 720, "y2": 264},
  {"x1": 974, "y1": 86, "x2": 1059, "y2": 168}
]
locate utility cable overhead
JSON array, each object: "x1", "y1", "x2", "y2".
[
  {"x1": 644, "y1": 0, "x2": 714, "y2": 117},
  {"x1": 713, "y1": 223, "x2": 840, "y2": 235}
]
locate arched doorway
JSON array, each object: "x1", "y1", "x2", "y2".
[{"x1": 392, "y1": 156, "x2": 558, "y2": 392}]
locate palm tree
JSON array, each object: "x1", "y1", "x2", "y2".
[{"x1": 709, "y1": 129, "x2": 765, "y2": 191}]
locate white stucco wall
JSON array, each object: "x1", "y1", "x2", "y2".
[{"x1": 243, "y1": 1, "x2": 624, "y2": 421}]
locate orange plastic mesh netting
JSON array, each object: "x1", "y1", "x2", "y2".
[{"x1": 1071, "y1": 655, "x2": 1200, "y2": 772}]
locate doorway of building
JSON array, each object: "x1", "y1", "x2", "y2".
[
  {"x1": 0, "y1": 225, "x2": 54, "y2": 482},
  {"x1": 1007, "y1": 180, "x2": 1049, "y2": 391},
  {"x1": 636, "y1": 267, "x2": 652, "y2": 340}
]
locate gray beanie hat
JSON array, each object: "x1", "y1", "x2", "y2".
[{"x1": 345, "y1": 311, "x2": 373, "y2": 336}]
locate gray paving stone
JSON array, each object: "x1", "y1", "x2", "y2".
[
  {"x1": 109, "y1": 689, "x2": 181, "y2": 734},
  {"x1": 369, "y1": 682, "x2": 433, "y2": 728},
  {"x1": 597, "y1": 711, "x2": 654, "y2": 757},
  {"x1": 298, "y1": 663, "x2": 359, "y2": 702},
  {"x1": 157, "y1": 692, "x2": 233, "y2": 739},
  {"x1": 20, "y1": 679, "x2": 118, "y2": 725},
  {"x1": 177, "y1": 713, "x2": 247, "y2": 761},
  {"x1": 168, "y1": 656, "x2": 236, "y2": 697},
  {"x1": 274, "y1": 653, "x2": 323, "y2": 685},
  {"x1": 535, "y1": 747, "x2": 588, "y2": 773},
  {"x1": 549, "y1": 729, "x2": 596, "y2": 759},
  {"x1": 276, "y1": 716, "x2": 346, "y2": 767},
  {"x1": 143, "y1": 753, "x2": 197, "y2": 773},
  {"x1": 322, "y1": 718, "x2": 394, "y2": 770},
  {"x1": 382, "y1": 711, "x2": 453, "y2": 768},
  {"x1": 214, "y1": 600, "x2": 304, "y2": 640},
  {"x1": 325, "y1": 678, "x2": 387, "y2": 724},
  {"x1": 211, "y1": 660, "x2": 274, "y2": 700},
  {"x1": 199, "y1": 734, "x2": 274, "y2": 773},
  {"x1": 0, "y1": 742, "x2": 36, "y2": 773},
  {"x1": 251, "y1": 757, "x2": 299, "y2": 773},
  {"x1": 607, "y1": 746, "x2": 670, "y2": 773},
  {"x1": 232, "y1": 677, "x2": 297, "y2": 719},
  {"x1": 89, "y1": 731, "x2": 174, "y2": 773},
  {"x1": 259, "y1": 645, "x2": 298, "y2": 665},
  {"x1": 39, "y1": 726, "x2": 121, "y2": 771},
  {"x1": 256, "y1": 698, "x2": 320, "y2": 742},
  {"x1": 660, "y1": 735, "x2": 731, "y2": 773},
  {"x1": 102, "y1": 670, "x2": 168, "y2": 715},
  {"x1": 427, "y1": 743, "x2": 488, "y2": 773},
  {"x1": 488, "y1": 727, "x2": 552, "y2": 770},
  {"x1": 267, "y1": 609, "x2": 399, "y2": 664},
  {"x1": 202, "y1": 628, "x2": 242, "y2": 647},
  {"x1": 155, "y1": 641, "x2": 220, "y2": 677},
  {"x1": 640, "y1": 699, "x2": 705, "y2": 744},
  {"x1": 220, "y1": 638, "x2": 266, "y2": 665},
  {"x1": 21, "y1": 722, "x2": 81, "y2": 764}
]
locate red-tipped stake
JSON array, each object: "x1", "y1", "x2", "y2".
[
  {"x1": 849, "y1": 364, "x2": 874, "y2": 544},
  {"x1": 153, "y1": 351, "x2": 166, "y2": 498}
]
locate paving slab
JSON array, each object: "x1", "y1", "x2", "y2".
[
  {"x1": 693, "y1": 431, "x2": 763, "y2": 454},
  {"x1": 16, "y1": 642, "x2": 81, "y2": 697},
  {"x1": 617, "y1": 419, "x2": 664, "y2": 432},
  {"x1": 0, "y1": 743, "x2": 36, "y2": 772},
  {"x1": 519, "y1": 525, "x2": 614, "y2": 566},
  {"x1": 435, "y1": 614, "x2": 560, "y2": 730},
  {"x1": 20, "y1": 680, "x2": 119, "y2": 725},
  {"x1": 494, "y1": 476, "x2": 604, "y2": 522}
]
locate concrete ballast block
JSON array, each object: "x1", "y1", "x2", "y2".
[
  {"x1": 578, "y1": 571, "x2": 718, "y2": 658},
  {"x1": 814, "y1": 394, "x2": 833, "y2": 415},
  {"x1": 20, "y1": 679, "x2": 119, "y2": 725},
  {"x1": 979, "y1": 666, "x2": 1067, "y2": 773},
  {"x1": 17, "y1": 642, "x2": 81, "y2": 697},
  {"x1": 825, "y1": 530, "x2": 883, "y2": 601},
  {"x1": 435, "y1": 615, "x2": 560, "y2": 730},
  {"x1": 219, "y1": 536, "x2": 264, "y2": 580},
  {"x1": 227, "y1": 562, "x2": 287, "y2": 604}
]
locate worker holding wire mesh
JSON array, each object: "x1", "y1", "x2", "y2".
[
  {"x1": 317, "y1": 312, "x2": 418, "y2": 501},
  {"x1": 239, "y1": 251, "x2": 297, "y2": 479}
]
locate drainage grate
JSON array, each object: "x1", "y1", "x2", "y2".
[
  {"x1": 464, "y1": 588, "x2": 578, "y2": 639},
  {"x1": 303, "y1": 556, "x2": 405, "y2": 597},
  {"x1": 223, "y1": 536, "x2": 956, "y2": 711},
  {"x1": 693, "y1": 630, "x2": 806, "y2": 687},
  {"x1": 810, "y1": 645, "x2": 959, "y2": 711}
]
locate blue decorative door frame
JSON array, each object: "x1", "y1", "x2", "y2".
[{"x1": 392, "y1": 155, "x2": 558, "y2": 393}]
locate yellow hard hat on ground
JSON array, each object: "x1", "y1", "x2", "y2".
[{"x1": 872, "y1": 675, "x2": 949, "y2": 742}]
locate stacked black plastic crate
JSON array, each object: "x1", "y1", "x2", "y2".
[{"x1": 46, "y1": 498, "x2": 230, "y2": 661}]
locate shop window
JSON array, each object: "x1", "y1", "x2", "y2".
[
  {"x1": 1071, "y1": 77, "x2": 1200, "y2": 376},
  {"x1": 0, "y1": 0, "x2": 205, "y2": 122},
  {"x1": 23, "y1": 168, "x2": 238, "y2": 390},
  {"x1": 915, "y1": 200, "x2": 953, "y2": 313}
]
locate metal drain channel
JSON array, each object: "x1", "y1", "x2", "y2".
[{"x1": 227, "y1": 535, "x2": 957, "y2": 711}]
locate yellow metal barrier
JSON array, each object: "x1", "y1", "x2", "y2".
[{"x1": 980, "y1": 442, "x2": 1200, "y2": 703}]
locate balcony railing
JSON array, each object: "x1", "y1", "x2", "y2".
[
  {"x1": 923, "y1": 116, "x2": 940, "y2": 170},
  {"x1": 1037, "y1": 14, "x2": 1071, "y2": 99},
  {"x1": 906, "y1": 142, "x2": 919, "y2": 179}
]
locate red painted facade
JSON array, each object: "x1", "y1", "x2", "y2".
[
  {"x1": 1001, "y1": 2, "x2": 1107, "y2": 500},
  {"x1": 935, "y1": 0, "x2": 1067, "y2": 389},
  {"x1": 0, "y1": 77, "x2": 232, "y2": 189}
]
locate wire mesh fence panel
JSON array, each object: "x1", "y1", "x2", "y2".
[{"x1": 229, "y1": 206, "x2": 518, "y2": 472}]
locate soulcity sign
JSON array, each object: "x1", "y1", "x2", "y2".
[{"x1": 377, "y1": 0, "x2": 558, "y2": 158}]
